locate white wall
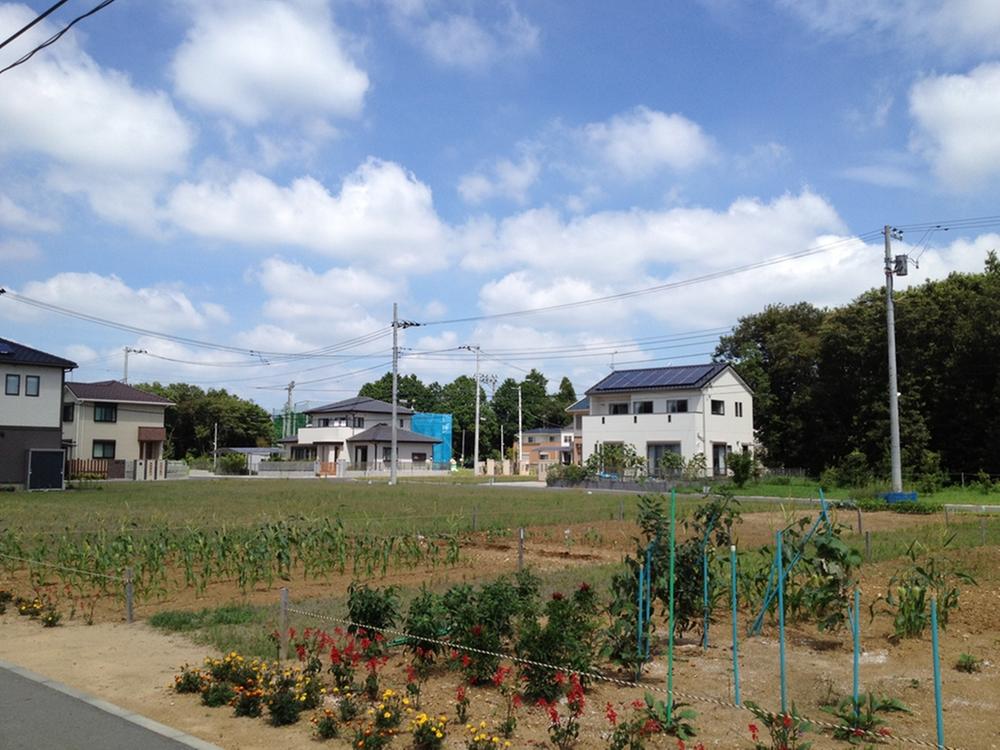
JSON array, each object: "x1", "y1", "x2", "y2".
[
  {"x1": 0, "y1": 365, "x2": 63, "y2": 428},
  {"x1": 64, "y1": 401, "x2": 166, "y2": 461}
]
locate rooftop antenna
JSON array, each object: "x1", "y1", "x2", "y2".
[{"x1": 610, "y1": 350, "x2": 618, "y2": 371}]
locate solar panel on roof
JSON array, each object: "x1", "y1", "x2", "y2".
[
  {"x1": 591, "y1": 363, "x2": 725, "y2": 392},
  {"x1": 0, "y1": 344, "x2": 12, "y2": 355}
]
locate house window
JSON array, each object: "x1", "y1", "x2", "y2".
[
  {"x1": 25, "y1": 375, "x2": 40, "y2": 397},
  {"x1": 352, "y1": 417, "x2": 365, "y2": 428},
  {"x1": 399, "y1": 419, "x2": 404, "y2": 428},
  {"x1": 633, "y1": 401, "x2": 653, "y2": 414},
  {"x1": 413, "y1": 452, "x2": 427, "y2": 464},
  {"x1": 92, "y1": 440, "x2": 116, "y2": 459},
  {"x1": 610, "y1": 402, "x2": 629, "y2": 415},
  {"x1": 94, "y1": 403, "x2": 118, "y2": 422},
  {"x1": 539, "y1": 453, "x2": 549, "y2": 460},
  {"x1": 735, "y1": 401, "x2": 744, "y2": 418},
  {"x1": 333, "y1": 417, "x2": 348, "y2": 427},
  {"x1": 711, "y1": 400, "x2": 725, "y2": 416},
  {"x1": 527, "y1": 436, "x2": 535, "y2": 443},
  {"x1": 647, "y1": 443, "x2": 682, "y2": 474},
  {"x1": 318, "y1": 418, "x2": 330, "y2": 427},
  {"x1": 63, "y1": 403, "x2": 75, "y2": 422},
  {"x1": 5, "y1": 374, "x2": 19, "y2": 395},
  {"x1": 666, "y1": 399, "x2": 688, "y2": 413}
]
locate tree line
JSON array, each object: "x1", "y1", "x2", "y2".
[
  {"x1": 715, "y1": 253, "x2": 1000, "y2": 480},
  {"x1": 358, "y1": 369, "x2": 577, "y2": 463}
]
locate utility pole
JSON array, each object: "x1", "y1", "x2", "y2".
[
  {"x1": 122, "y1": 347, "x2": 146, "y2": 384},
  {"x1": 473, "y1": 346, "x2": 481, "y2": 476},
  {"x1": 517, "y1": 384, "x2": 523, "y2": 472},
  {"x1": 390, "y1": 303, "x2": 399, "y2": 486},
  {"x1": 388, "y1": 305, "x2": 420, "y2": 486},
  {"x1": 284, "y1": 381, "x2": 296, "y2": 438},
  {"x1": 884, "y1": 225, "x2": 905, "y2": 493}
]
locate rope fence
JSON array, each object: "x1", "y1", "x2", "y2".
[{"x1": 282, "y1": 601, "x2": 961, "y2": 750}]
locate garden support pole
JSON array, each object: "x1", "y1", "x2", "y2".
[
  {"x1": 931, "y1": 596, "x2": 945, "y2": 749},
  {"x1": 279, "y1": 587, "x2": 289, "y2": 662},
  {"x1": 864, "y1": 530, "x2": 872, "y2": 561},
  {"x1": 854, "y1": 505, "x2": 863, "y2": 535},
  {"x1": 517, "y1": 527, "x2": 525, "y2": 572},
  {"x1": 472, "y1": 506, "x2": 478, "y2": 532},
  {"x1": 852, "y1": 588, "x2": 860, "y2": 718},
  {"x1": 637, "y1": 558, "x2": 645, "y2": 669},
  {"x1": 730, "y1": 544, "x2": 741, "y2": 706},
  {"x1": 124, "y1": 567, "x2": 134, "y2": 624},
  {"x1": 645, "y1": 545, "x2": 652, "y2": 660},
  {"x1": 702, "y1": 544, "x2": 709, "y2": 651},
  {"x1": 619, "y1": 498, "x2": 625, "y2": 522},
  {"x1": 981, "y1": 518, "x2": 987, "y2": 546},
  {"x1": 776, "y1": 530, "x2": 787, "y2": 715},
  {"x1": 667, "y1": 488, "x2": 677, "y2": 716}
]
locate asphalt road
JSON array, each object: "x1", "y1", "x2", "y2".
[{"x1": 0, "y1": 663, "x2": 213, "y2": 750}]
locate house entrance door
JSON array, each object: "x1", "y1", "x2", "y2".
[
  {"x1": 712, "y1": 443, "x2": 728, "y2": 477},
  {"x1": 354, "y1": 446, "x2": 368, "y2": 467}
]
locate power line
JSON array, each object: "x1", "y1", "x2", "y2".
[
  {"x1": 0, "y1": 0, "x2": 118, "y2": 77},
  {"x1": 0, "y1": 0, "x2": 70, "y2": 51}
]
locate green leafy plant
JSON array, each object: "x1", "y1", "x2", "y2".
[
  {"x1": 173, "y1": 665, "x2": 205, "y2": 694},
  {"x1": 976, "y1": 469, "x2": 993, "y2": 495},
  {"x1": 746, "y1": 702, "x2": 812, "y2": 750},
  {"x1": 869, "y1": 538, "x2": 976, "y2": 639},
  {"x1": 347, "y1": 583, "x2": 399, "y2": 643},
  {"x1": 312, "y1": 708, "x2": 339, "y2": 740},
  {"x1": 643, "y1": 694, "x2": 697, "y2": 741},
  {"x1": 955, "y1": 653, "x2": 981, "y2": 673},
  {"x1": 822, "y1": 693, "x2": 909, "y2": 744},
  {"x1": 262, "y1": 670, "x2": 304, "y2": 726},
  {"x1": 201, "y1": 680, "x2": 236, "y2": 708},
  {"x1": 604, "y1": 699, "x2": 666, "y2": 750},
  {"x1": 231, "y1": 685, "x2": 264, "y2": 718},
  {"x1": 728, "y1": 450, "x2": 759, "y2": 488}
]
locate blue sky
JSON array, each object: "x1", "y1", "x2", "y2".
[{"x1": 2, "y1": 0, "x2": 1000, "y2": 412}]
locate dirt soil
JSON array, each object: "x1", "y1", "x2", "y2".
[{"x1": 1, "y1": 512, "x2": 996, "y2": 749}]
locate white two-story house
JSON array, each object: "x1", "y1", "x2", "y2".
[
  {"x1": 580, "y1": 363, "x2": 754, "y2": 477},
  {"x1": 285, "y1": 396, "x2": 439, "y2": 470}
]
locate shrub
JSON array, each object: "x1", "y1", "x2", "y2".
[
  {"x1": 263, "y1": 670, "x2": 304, "y2": 726},
  {"x1": 231, "y1": 685, "x2": 264, "y2": 718},
  {"x1": 347, "y1": 583, "x2": 399, "y2": 640},
  {"x1": 404, "y1": 587, "x2": 448, "y2": 657},
  {"x1": 312, "y1": 708, "x2": 339, "y2": 740},
  {"x1": 217, "y1": 452, "x2": 247, "y2": 475},
  {"x1": 201, "y1": 681, "x2": 236, "y2": 708},
  {"x1": 915, "y1": 450, "x2": 946, "y2": 495},
  {"x1": 956, "y1": 653, "x2": 981, "y2": 673},
  {"x1": 173, "y1": 665, "x2": 205, "y2": 694},
  {"x1": 546, "y1": 463, "x2": 590, "y2": 485},
  {"x1": 976, "y1": 469, "x2": 993, "y2": 495},
  {"x1": 728, "y1": 451, "x2": 759, "y2": 488}
]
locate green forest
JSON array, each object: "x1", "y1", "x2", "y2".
[{"x1": 715, "y1": 253, "x2": 1000, "y2": 480}]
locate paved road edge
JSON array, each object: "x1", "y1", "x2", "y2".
[{"x1": 0, "y1": 659, "x2": 222, "y2": 750}]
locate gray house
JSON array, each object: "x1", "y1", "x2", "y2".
[{"x1": 0, "y1": 338, "x2": 77, "y2": 487}]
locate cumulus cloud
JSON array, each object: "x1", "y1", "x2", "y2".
[
  {"x1": 171, "y1": 0, "x2": 369, "y2": 124},
  {"x1": 0, "y1": 193, "x2": 58, "y2": 233},
  {"x1": 582, "y1": 107, "x2": 716, "y2": 179},
  {"x1": 460, "y1": 189, "x2": 844, "y2": 280},
  {"x1": 0, "y1": 239, "x2": 40, "y2": 261},
  {"x1": 458, "y1": 155, "x2": 540, "y2": 204},
  {"x1": 167, "y1": 158, "x2": 451, "y2": 271},
  {"x1": 388, "y1": 0, "x2": 539, "y2": 70},
  {"x1": 777, "y1": 0, "x2": 1000, "y2": 58},
  {"x1": 909, "y1": 63, "x2": 1000, "y2": 190},
  {"x1": 5, "y1": 273, "x2": 218, "y2": 332},
  {"x1": 0, "y1": 4, "x2": 192, "y2": 230}
]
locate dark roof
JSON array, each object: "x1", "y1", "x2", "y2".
[
  {"x1": 65, "y1": 380, "x2": 173, "y2": 405},
  {"x1": 305, "y1": 396, "x2": 414, "y2": 416},
  {"x1": 586, "y1": 363, "x2": 729, "y2": 395},
  {"x1": 0, "y1": 337, "x2": 76, "y2": 369},
  {"x1": 522, "y1": 427, "x2": 567, "y2": 434},
  {"x1": 346, "y1": 424, "x2": 440, "y2": 444},
  {"x1": 566, "y1": 396, "x2": 590, "y2": 412},
  {"x1": 223, "y1": 447, "x2": 280, "y2": 455}
]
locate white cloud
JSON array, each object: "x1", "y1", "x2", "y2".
[
  {"x1": 388, "y1": 1, "x2": 538, "y2": 70},
  {"x1": 582, "y1": 106, "x2": 716, "y2": 179},
  {"x1": 777, "y1": 0, "x2": 1000, "y2": 58},
  {"x1": 460, "y1": 189, "x2": 844, "y2": 280},
  {"x1": 171, "y1": 0, "x2": 369, "y2": 125},
  {"x1": 0, "y1": 193, "x2": 58, "y2": 233},
  {"x1": 0, "y1": 239, "x2": 40, "y2": 261},
  {"x1": 5, "y1": 273, "x2": 218, "y2": 332},
  {"x1": 167, "y1": 158, "x2": 451, "y2": 271},
  {"x1": 909, "y1": 63, "x2": 1000, "y2": 190},
  {"x1": 0, "y1": 4, "x2": 192, "y2": 231},
  {"x1": 458, "y1": 155, "x2": 540, "y2": 204},
  {"x1": 839, "y1": 164, "x2": 919, "y2": 189}
]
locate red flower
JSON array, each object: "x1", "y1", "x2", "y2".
[
  {"x1": 513, "y1": 694, "x2": 523, "y2": 708},
  {"x1": 878, "y1": 727, "x2": 892, "y2": 736},
  {"x1": 330, "y1": 646, "x2": 342, "y2": 664},
  {"x1": 552, "y1": 592, "x2": 564, "y2": 601},
  {"x1": 470, "y1": 624, "x2": 483, "y2": 637},
  {"x1": 492, "y1": 666, "x2": 512, "y2": 687},
  {"x1": 852, "y1": 728, "x2": 865, "y2": 737},
  {"x1": 461, "y1": 654, "x2": 471, "y2": 668},
  {"x1": 605, "y1": 702, "x2": 618, "y2": 726},
  {"x1": 749, "y1": 723, "x2": 759, "y2": 741},
  {"x1": 782, "y1": 714, "x2": 792, "y2": 729},
  {"x1": 406, "y1": 665, "x2": 417, "y2": 683},
  {"x1": 677, "y1": 741, "x2": 685, "y2": 750},
  {"x1": 579, "y1": 582, "x2": 591, "y2": 593},
  {"x1": 295, "y1": 644, "x2": 306, "y2": 661},
  {"x1": 631, "y1": 699, "x2": 645, "y2": 710},
  {"x1": 554, "y1": 672, "x2": 566, "y2": 685},
  {"x1": 641, "y1": 719, "x2": 661, "y2": 736},
  {"x1": 456, "y1": 685, "x2": 466, "y2": 702}
]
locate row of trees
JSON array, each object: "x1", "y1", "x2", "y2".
[
  {"x1": 715, "y1": 253, "x2": 1000, "y2": 478},
  {"x1": 134, "y1": 382, "x2": 274, "y2": 459},
  {"x1": 358, "y1": 369, "x2": 578, "y2": 462}
]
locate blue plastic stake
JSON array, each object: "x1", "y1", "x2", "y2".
[
  {"x1": 852, "y1": 588, "x2": 860, "y2": 717},
  {"x1": 637, "y1": 559, "x2": 645, "y2": 664},
  {"x1": 645, "y1": 544, "x2": 653, "y2": 659},
  {"x1": 931, "y1": 597, "x2": 945, "y2": 749},
  {"x1": 776, "y1": 530, "x2": 787, "y2": 714},
  {"x1": 730, "y1": 544, "x2": 741, "y2": 706},
  {"x1": 702, "y1": 546, "x2": 710, "y2": 651}
]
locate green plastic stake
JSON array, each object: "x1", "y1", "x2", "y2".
[{"x1": 667, "y1": 488, "x2": 676, "y2": 716}]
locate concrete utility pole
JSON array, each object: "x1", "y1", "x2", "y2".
[
  {"x1": 122, "y1": 347, "x2": 146, "y2": 384},
  {"x1": 284, "y1": 381, "x2": 296, "y2": 439},
  {"x1": 517, "y1": 384, "x2": 523, "y2": 471},
  {"x1": 390, "y1": 303, "x2": 399, "y2": 486},
  {"x1": 473, "y1": 346, "x2": 481, "y2": 476},
  {"x1": 884, "y1": 225, "x2": 905, "y2": 493}
]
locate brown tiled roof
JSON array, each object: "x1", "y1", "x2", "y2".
[{"x1": 65, "y1": 380, "x2": 173, "y2": 405}]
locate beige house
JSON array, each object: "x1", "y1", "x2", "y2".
[{"x1": 62, "y1": 381, "x2": 172, "y2": 462}]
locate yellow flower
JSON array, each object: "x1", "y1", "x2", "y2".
[{"x1": 384, "y1": 712, "x2": 391, "y2": 719}]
